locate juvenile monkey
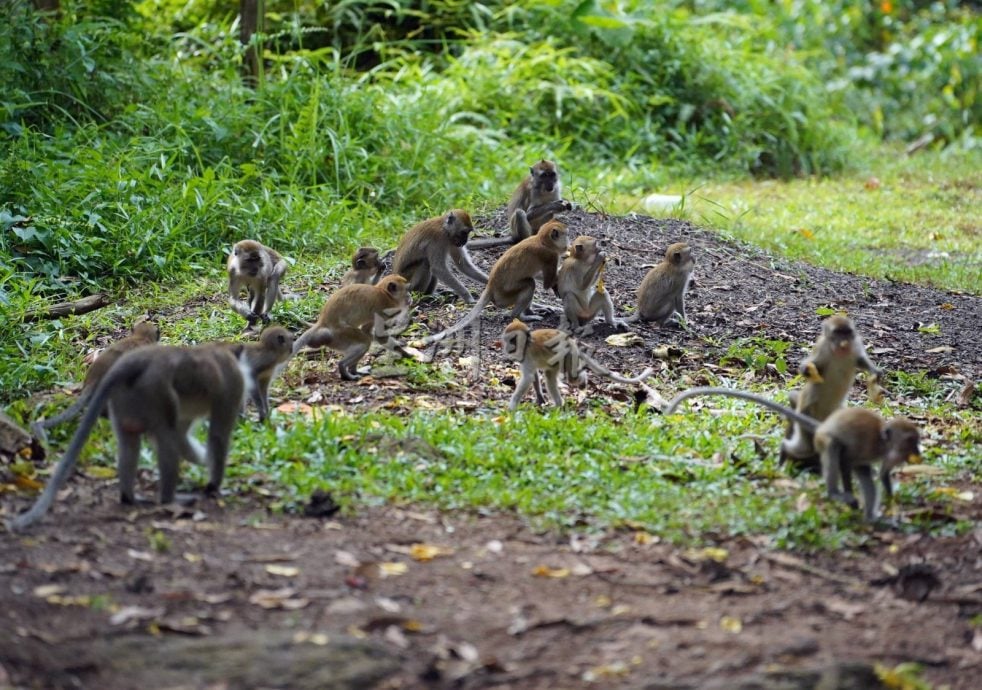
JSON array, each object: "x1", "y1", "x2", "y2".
[
  {"x1": 31, "y1": 320, "x2": 161, "y2": 443},
  {"x1": 502, "y1": 320, "x2": 653, "y2": 410},
  {"x1": 392, "y1": 209, "x2": 488, "y2": 303},
  {"x1": 227, "y1": 240, "x2": 288, "y2": 329},
  {"x1": 557, "y1": 235, "x2": 627, "y2": 335},
  {"x1": 664, "y1": 388, "x2": 920, "y2": 521},
  {"x1": 341, "y1": 247, "x2": 383, "y2": 287},
  {"x1": 633, "y1": 242, "x2": 695, "y2": 326},
  {"x1": 419, "y1": 220, "x2": 570, "y2": 346},
  {"x1": 220, "y1": 325, "x2": 295, "y2": 422},
  {"x1": 470, "y1": 160, "x2": 571, "y2": 248},
  {"x1": 10, "y1": 343, "x2": 256, "y2": 530},
  {"x1": 293, "y1": 275, "x2": 412, "y2": 380},
  {"x1": 781, "y1": 315, "x2": 882, "y2": 472}
]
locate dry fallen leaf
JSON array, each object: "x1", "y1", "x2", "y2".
[
  {"x1": 683, "y1": 547, "x2": 728, "y2": 563},
  {"x1": 719, "y1": 615, "x2": 743, "y2": 633},
  {"x1": 275, "y1": 402, "x2": 317, "y2": 417},
  {"x1": 409, "y1": 543, "x2": 455, "y2": 561},
  {"x1": 606, "y1": 333, "x2": 643, "y2": 347},
  {"x1": 531, "y1": 565, "x2": 570, "y2": 579},
  {"x1": 110, "y1": 606, "x2": 164, "y2": 626},
  {"x1": 33, "y1": 584, "x2": 66, "y2": 598},
  {"x1": 379, "y1": 562, "x2": 408, "y2": 577},
  {"x1": 265, "y1": 564, "x2": 300, "y2": 577},
  {"x1": 248, "y1": 587, "x2": 309, "y2": 610}
]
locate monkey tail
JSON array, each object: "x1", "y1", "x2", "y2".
[
  {"x1": 9, "y1": 356, "x2": 145, "y2": 531},
  {"x1": 581, "y1": 352, "x2": 653, "y2": 384},
  {"x1": 31, "y1": 388, "x2": 94, "y2": 444},
  {"x1": 419, "y1": 292, "x2": 490, "y2": 346},
  {"x1": 664, "y1": 387, "x2": 819, "y2": 431}
]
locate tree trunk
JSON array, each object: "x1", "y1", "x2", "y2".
[{"x1": 240, "y1": 0, "x2": 264, "y2": 88}]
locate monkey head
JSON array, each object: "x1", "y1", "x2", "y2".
[
  {"x1": 352, "y1": 247, "x2": 380, "y2": 270},
  {"x1": 824, "y1": 315, "x2": 860, "y2": 355},
  {"x1": 881, "y1": 418, "x2": 921, "y2": 471},
  {"x1": 531, "y1": 160, "x2": 558, "y2": 193},
  {"x1": 501, "y1": 319, "x2": 531, "y2": 362},
  {"x1": 442, "y1": 209, "x2": 474, "y2": 248},
  {"x1": 538, "y1": 220, "x2": 570, "y2": 253}
]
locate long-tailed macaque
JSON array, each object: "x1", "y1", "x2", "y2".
[
  {"x1": 10, "y1": 343, "x2": 260, "y2": 530},
  {"x1": 664, "y1": 388, "x2": 920, "y2": 521},
  {"x1": 469, "y1": 160, "x2": 571, "y2": 248},
  {"x1": 392, "y1": 209, "x2": 488, "y2": 303},
  {"x1": 633, "y1": 242, "x2": 694, "y2": 326},
  {"x1": 31, "y1": 320, "x2": 161, "y2": 443},
  {"x1": 227, "y1": 240, "x2": 288, "y2": 329},
  {"x1": 781, "y1": 315, "x2": 882, "y2": 472},
  {"x1": 341, "y1": 247, "x2": 383, "y2": 287},
  {"x1": 502, "y1": 320, "x2": 653, "y2": 410},
  {"x1": 293, "y1": 275, "x2": 412, "y2": 380},
  {"x1": 221, "y1": 325, "x2": 295, "y2": 422},
  {"x1": 419, "y1": 220, "x2": 570, "y2": 346},
  {"x1": 557, "y1": 235, "x2": 626, "y2": 335}
]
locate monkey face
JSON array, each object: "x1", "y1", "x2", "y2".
[
  {"x1": 882, "y1": 420, "x2": 921, "y2": 469},
  {"x1": 535, "y1": 167, "x2": 558, "y2": 192}
]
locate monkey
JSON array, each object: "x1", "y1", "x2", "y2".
[
  {"x1": 9, "y1": 343, "x2": 258, "y2": 531},
  {"x1": 502, "y1": 320, "x2": 654, "y2": 410},
  {"x1": 392, "y1": 209, "x2": 488, "y2": 303},
  {"x1": 631, "y1": 242, "x2": 695, "y2": 326},
  {"x1": 556, "y1": 235, "x2": 627, "y2": 335},
  {"x1": 780, "y1": 315, "x2": 882, "y2": 472},
  {"x1": 293, "y1": 275, "x2": 412, "y2": 381},
  {"x1": 31, "y1": 320, "x2": 161, "y2": 443},
  {"x1": 663, "y1": 387, "x2": 921, "y2": 521},
  {"x1": 220, "y1": 325, "x2": 295, "y2": 422},
  {"x1": 418, "y1": 220, "x2": 570, "y2": 346},
  {"x1": 469, "y1": 160, "x2": 572, "y2": 248},
  {"x1": 341, "y1": 247, "x2": 383, "y2": 287},
  {"x1": 227, "y1": 240, "x2": 288, "y2": 329}
]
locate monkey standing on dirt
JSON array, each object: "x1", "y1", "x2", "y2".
[
  {"x1": 392, "y1": 209, "x2": 488, "y2": 302},
  {"x1": 31, "y1": 320, "x2": 161, "y2": 443},
  {"x1": 781, "y1": 315, "x2": 882, "y2": 472},
  {"x1": 293, "y1": 275, "x2": 413, "y2": 381},
  {"x1": 418, "y1": 220, "x2": 570, "y2": 346},
  {"x1": 502, "y1": 320, "x2": 653, "y2": 410},
  {"x1": 664, "y1": 387, "x2": 920, "y2": 521},
  {"x1": 227, "y1": 240, "x2": 289, "y2": 330},
  {"x1": 9, "y1": 338, "x2": 293, "y2": 530}
]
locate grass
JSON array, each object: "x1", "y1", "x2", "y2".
[{"x1": 614, "y1": 146, "x2": 982, "y2": 294}]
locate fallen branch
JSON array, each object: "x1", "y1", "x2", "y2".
[
  {"x1": 761, "y1": 551, "x2": 865, "y2": 588},
  {"x1": 24, "y1": 293, "x2": 109, "y2": 322}
]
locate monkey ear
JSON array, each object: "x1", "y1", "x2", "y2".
[
  {"x1": 881, "y1": 427, "x2": 892, "y2": 442},
  {"x1": 529, "y1": 166, "x2": 536, "y2": 175},
  {"x1": 386, "y1": 281, "x2": 398, "y2": 294},
  {"x1": 446, "y1": 211, "x2": 456, "y2": 222}
]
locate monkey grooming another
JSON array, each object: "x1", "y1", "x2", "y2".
[
  {"x1": 341, "y1": 247, "x2": 384, "y2": 287},
  {"x1": 227, "y1": 240, "x2": 289, "y2": 330},
  {"x1": 502, "y1": 320, "x2": 654, "y2": 410},
  {"x1": 557, "y1": 235, "x2": 628, "y2": 335},
  {"x1": 392, "y1": 209, "x2": 488, "y2": 303},
  {"x1": 664, "y1": 388, "x2": 920, "y2": 521},
  {"x1": 32, "y1": 320, "x2": 161, "y2": 444},
  {"x1": 418, "y1": 220, "x2": 570, "y2": 346},
  {"x1": 10, "y1": 343, "x2": 262, "y2": 530},
  {"x1": 631, "y1": 242, "x2": 695, "y2": 326},
  {"x1": 781, "y1": 315, "x2": 882, "y2": 472},
  {"x1": 293, "y1": 275, "x2": 412, "y2": 381},
  {"x1": 470, "y1": 160, "x2": 572, "y2": 248}
]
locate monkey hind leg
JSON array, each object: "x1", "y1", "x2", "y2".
[
  {"x1": 852, "y1": 464, "x2": 878, "y2": 521},
  {"x1": 115, "y1": 427, "x2": 143, "y2": 505},
  {"x1": 822, "y1": 439, "x2": 858, "y2": 509},
  {"x1": 779, "y1": 426, "x2": 821, "y2": 473}
]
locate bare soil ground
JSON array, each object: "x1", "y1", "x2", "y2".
[{"x1": 2, "y1": 210, "x2": 980, "y2": 689}]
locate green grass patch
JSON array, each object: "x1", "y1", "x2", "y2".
[{"x1": 625, "y1": 146, "x2": 982, "y2": 294}]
